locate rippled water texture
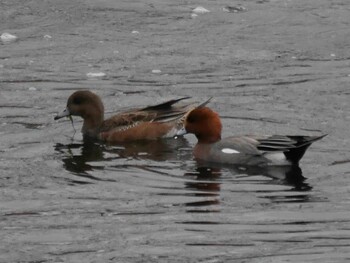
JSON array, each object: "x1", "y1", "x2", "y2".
[{"x1": 1, "y1": 0, "x2": 350, "y2": 262}]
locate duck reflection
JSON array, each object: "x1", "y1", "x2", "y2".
[
  {"x1": 233, "y1": 164, "x2": 313, "y2": 203},
  {"x1": 54, "y1": 137, "x2": 191, "y2": 178},
  {"x1": 55, "y1": 139, "x2": 104, "y2": 176},
  {"x1": 232, "y1": 164, "x2": 311, "y2": 191},
  {"x1": 183, "y1": 167, "x2": 222, "y2": 211},
  {"x1": 187, "y1": 161, "x2": 310, "y2": 190},
  {"x1": 182, "y1": 161, "x2": 312, "y2": 209},
  {"x1": 184, "y1": 166, "x2": 222, "y2": 193}
]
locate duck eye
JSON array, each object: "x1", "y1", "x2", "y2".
[
  {"x1": 187, "y1": 115, "x2": 196, "y2": 123},
  {"x1": 73, "y1": 96, "x2": 83, "y2": 105}
]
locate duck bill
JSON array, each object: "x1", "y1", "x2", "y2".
[
  {"x1": 176, "y1": 127, "x2": 188, "y2": 136},
  {"x1": 54, "y1": 107, "x2": 71, "y2": 120}
]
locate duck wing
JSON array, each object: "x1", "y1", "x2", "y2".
[
  {"x1": 140, "y1": 97, "x2": 211, "y2": 123},
  {"x1": 256, "y1": 134, "x2": 327, "y2": 152},
  {"x1": 100, "y1": 97, "x2": 211, "y2": 132},
  {"x1": 256, "y1": 134, "x2": 327, "y2": 164}
]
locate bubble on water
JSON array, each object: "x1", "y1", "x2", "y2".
[
  {"x1": 131, "y1": 30, "x2": 139, "y2": 34},
  {"x1": 28, "y1": 87, "x2": 37, "y2": 91},
  {"x1": 86, "y1": 72, "x2": 106, "y2": 78},
  {"x1": 192, "y1": 6, "x2": 210, "y2": 14},
  {"x1": 1, "y1": 32, "x2": 18, "y2": 44},
  {"x1": 43, "y1": 34, "x2": 52, "y2": 40},
  {"x1": 152, "y1": 69, "x2": 161, "y2": 74}
]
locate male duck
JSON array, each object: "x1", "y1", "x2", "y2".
[
  {"x1": 177, "y1": 106, "x2": 326, "y2": 166},
  {"x1": 55, "y1": 90, "x2": 207, "y2": 142}
]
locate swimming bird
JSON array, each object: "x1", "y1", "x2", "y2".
[
  {"x1": 55, "y1": 90, "x2": 208, "y2": 142},
  {"x1": 177, "y1": 106, "x2": 326, "y2": 166}
]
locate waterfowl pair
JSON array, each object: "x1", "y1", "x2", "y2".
[
  {"x1": 54, "y1": 90, "x2": 207, "y2": 142},
  {"x1": 55, "y1": 91, "x2": 325, "y2": 166},
  {"x1": 177, "y1": 107, "x2": 326, "y2": 167}
]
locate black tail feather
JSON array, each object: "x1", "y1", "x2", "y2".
[{"x1": 284, "y1": 134, "x2": 327, "y2": 164}]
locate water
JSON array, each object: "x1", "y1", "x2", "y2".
[{"x1": 1, "y1": 0, "x2": 350, "y2": 262}]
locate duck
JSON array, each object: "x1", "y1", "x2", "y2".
[
  {"x1": 176, "y1": 106, "x2": 326, "y2": 166},
  {"x1": 54, "y1": 90, "x2": 209, "y2": 143}
]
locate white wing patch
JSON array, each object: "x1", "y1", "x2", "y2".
[{"x1": 221, "y1": 148, "x2": 240, "y2": 154}]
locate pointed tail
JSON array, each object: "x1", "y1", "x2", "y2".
[{"x1": 284, "y1": 134, "x2": 327, "y2": 164}]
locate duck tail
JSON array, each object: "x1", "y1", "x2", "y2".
[
  {"x1": 178, "y1": 97, "x2": 212, "y2": 122},
  {"x1": 284, "y1": 134, "x2": 327, "y2": 164},
  {"x1": 141, "y1": 97, "x2": 191, "y2": 111},
  {"x1": 195, "y1": 97, "x2": 212, "y2": 109}
]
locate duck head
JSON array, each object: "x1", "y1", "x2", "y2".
[
  {"x1": 55, "y1": 90, "x2": 105, "y2": 137},
  {"x1": 178, "y1": 107, "x2": 222, "y2": 143}
]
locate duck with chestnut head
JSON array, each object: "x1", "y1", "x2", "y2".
[{"x1": 177, "y1": 106, "x2": 326, "y2": 167}]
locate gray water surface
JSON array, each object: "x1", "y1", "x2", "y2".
[{"x1": 1, "y1": 0, "x2": 350, "y2": 262}]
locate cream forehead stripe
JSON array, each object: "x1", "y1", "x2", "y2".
[{"x1": 221, "y1": 148, "x2": 240, "y2": 154}]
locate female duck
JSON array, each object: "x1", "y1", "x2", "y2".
[
  {"x1": 177, "y1": 107, "x2": 326, "y2": 166},
  {"x1": 55, "y1": 90, "x2": 206, "y2": 142}
]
